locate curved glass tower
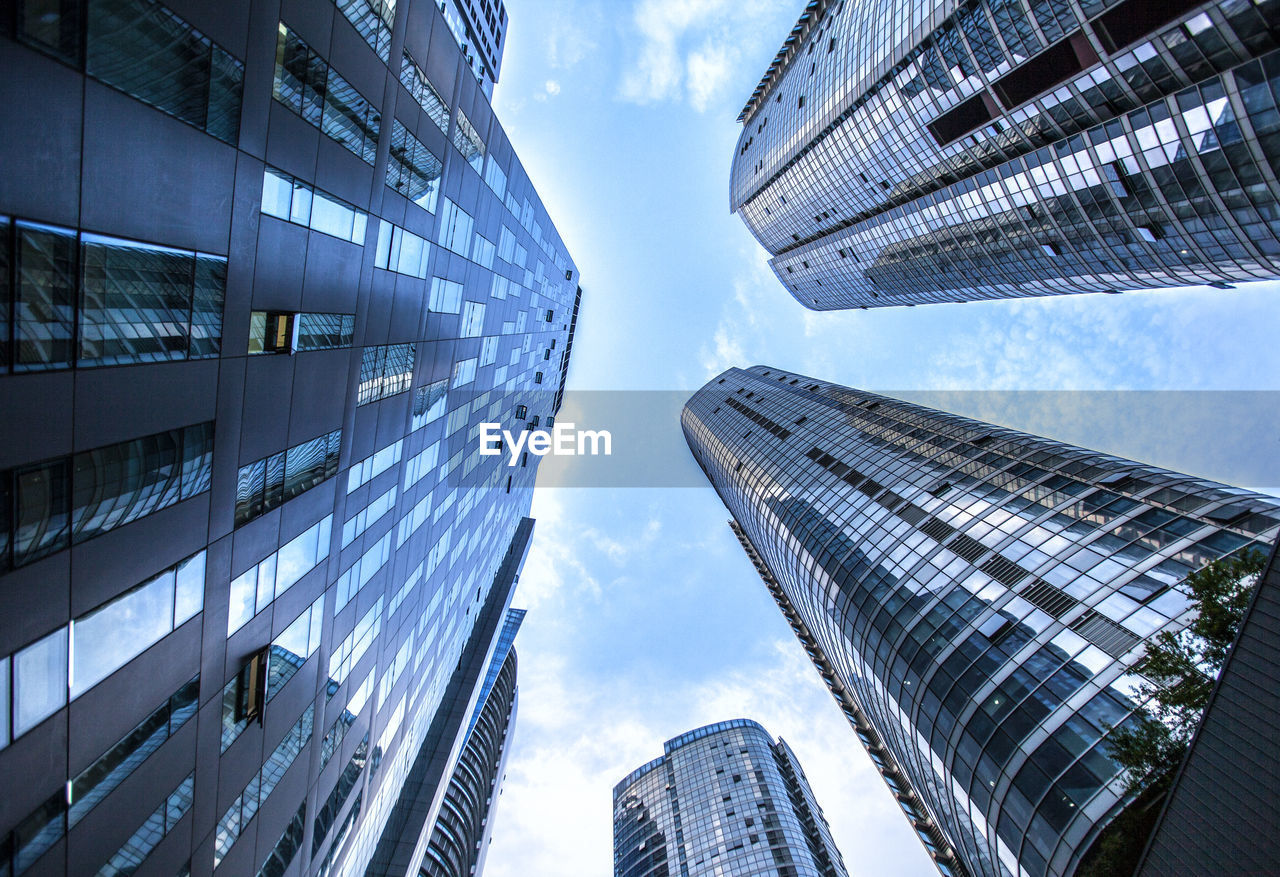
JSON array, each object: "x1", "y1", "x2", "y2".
[
  {"x1": 731, "y1": 0, "x2": 1280, "y2": 309},
  {"x1": 682, "y1": 366, "x2": 1279, "y2": 877},
  {"x1": 613, "y1": 719, "x2": 849, "y2": 877},
  {"x1": 422, "y1": 610, "x2": 522, "y2": 877}
]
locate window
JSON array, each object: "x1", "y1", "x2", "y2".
[
  {"x1": 451, "y1": 358, "x2": 477, "y2": 387},
  {"x1": 247, "y1": 310, "x2": 356, "y2": 355},
  {"x1": 273, "y1": 23, "x2": 380, "y2": 164},
  {"x1": 18, "y1": 0, "x2": 244, "y2": 143},
  {"x1": 260, "y1": 168, "x2": 368, "y2": 243},
  {"x1": 411, "y1": 380, "x2": 448, "y2": 430},
  {"x1": 347, "y1": 440, "x2": 403, "y2": 493},
  {"x1": 484, "y1": 156, "x2": 508, "y2": 198},
  {"x1": 498, "y1": 226, "x2": 517, "y2": 262},
  {"x1": 437, "y1": 199, "x2": 474, "y2": 256},
  {"x1": 334, "y1": 0, "x2": 396, "y2": 60},
  {"x1": 460, "y1": 301, "x2": 486, "y2": 337},
  {"x1": 98, "y1": 772, "x2": 194, "y2": 877},
  {"x1": 0, "y1": 423, "x2": 213, "y2": 571},
  {"x1": 386, "y1": 121, "x2": 443, "y2": 213},
  {"x1": 399, "y1": 50, "x2": 449, "y2": 134},
  {"x1": 228, "y1": 517, "x2": 332, "y2": 634},
  {"x1": 0, "y1": 550, "x2": 204, "y2": 751},
  {"x1": 480, "y1": 336, "x2": 499, "y2": 366},
  {"x1": 357, "y1": 344, "x2": 415, "y2": 405},
  {"x1": 374, "y1": 221, "x2": 431, "y2": 279},
  {"x1": 235, "y1": 431, "x2": 340, "y2": 526},
  {"x1": 471, "y1": 235, "x2": 496, "y2": 269},
  {"x1": 429, "y1": 278, "x2": 463, "y2": 314},
  {"x1": 1, "y1": 219, "x2": 226, "y2": 373},
  {"x1": 259, "y1": 801, "x2": 307, "y2": 877},
  {"x1": 453, "y1": 108, "x2": 485, "y2": 173}
]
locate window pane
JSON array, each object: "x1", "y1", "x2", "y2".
[
  {"x1": 284, "y1": 436, "x2": 328, "y2": 499},
  {"x1": 13, "y1": 459, "x2": 71, "y2": 566},
  {"x1": 276, "y1": 523, "x2": 320, "y2": 594},
  {"x1": 207, "y1": 47, "x2": 244, "y2": 144},
  {"x1": 1, "y1": 216, "x2": 10, "y2": 372},
  {"x1": 72, "y1": 431, "x2": 182, "y2": 542},
  {"x1": 321, "y1": 69, "x2": 379, "y2": 164},
  {"x1": 191, "y1": 254, "x2": 226, "y2": 359},
  {"x1": 79, "y1": 234, "x2": 193, "y2": 366},
  {"x1": 310, "y1": 192, "x2": 356, "y2": 240},
  {"x1": 174, "y1": 551, "x2": 205, "y2": 625},
  {"x1": 0, "y1": 655, "x2": 9, "y2": 744},
  {"x1": 15, "y1": 222, "x2": 76, "y2": 371},
  {"x1": 261, "y1": 170, "x2": 294, "y2": 220},
  {"x1": 13, "y1": 627, "x2": 68, "y2": 736},
  {"x1": 236, "y1": 459, "x2": 265, "y2": 526},
  {"x1": 71, "y1": 570, "x2": 174, "y2": 697},
  {"x1": 228, "y1": 568, "x2": 256, "y2": 634},
  {"x1": 180, "y1": 422, "x2": 215, "y2": 499},
  {"x1": 86, "y1": 0, "x2": 212, "y2": 130},
  {"x1": 19, "y1": 0, "x2": 82, "y2": 62}
]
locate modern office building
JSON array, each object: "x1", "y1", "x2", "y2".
[
  {"x1": 730, "y1": 0, "x2": 1280, "y2": 310},
  {"x1": 1136, "y1": 539, "x2": 1280, "y2": 874},
  {"x1": 421, "y1": 608, "x2": 522, "y2": 877},
  {"x1": 682, "y1": 366, "x2": 1280, "y2": 877},
  {"x1": 0, "y1": 0, "x2": 580, "y2": 875},
  {"x1": 613, "y1": 718, "x2": 850, "y2": 877}
]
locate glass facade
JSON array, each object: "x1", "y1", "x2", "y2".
[
  {"x1": 0, "y1": 2, "x2": 580, "y2": 877},
  {"x1": 613, "y1": 718, "x2": 850, "y2": 877},
  {"x1": 731, "y1": 0, "x2": 1280, "y2": 309},
  {"x1": 682, "y1": 366, "x2": 1280, "y2": 877}
]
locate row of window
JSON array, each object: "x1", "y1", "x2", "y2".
[
  {"x1": 273, "y1": 22, "x2": 380, "y2": 165},
  {"x1": 0, "y1": 549, "x2": 204, "y2": 748},
  {"x1": 374, "y1": 221, "x2": 432, "y2": 280},
  {"x1": 248, "y1": 311, "x2": 354, "y2": 355},
  {"x1": 0, "y1": 422, "x2": 213, "y2": 570},
  {"x1": 261, "y1": 168, "x2": 369, "y2": 244},
  {"x1": 357, "y1": 344, "x2": 415, "y2": 406},
  {"x1": 0, "y1": 675, "x2": 198, "y2": 877},
  {"x1": 18, "y1": 0, "x2": 243, "y2": 144},
  {"x1": 387, "y1": 121, "x2": 443, "y2": 214},
  {"x1": 228, "y1": 516, "x2": 333, "y2": 635},
  {"x1": 1, "y1": 217, "x2": 226, "y2": 373},
  {"x1": 234, "y1": 430, "x2": 341, "y2": 527}
]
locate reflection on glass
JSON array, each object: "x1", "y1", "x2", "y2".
[
  {"x1": 16, "y1": 222, "x2": 76, "y2": 371},
  {"x1": 13, "y1": 628, "x2": 67, "y2": 736}
]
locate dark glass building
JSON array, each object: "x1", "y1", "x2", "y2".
[
  {"x1": 730, "y1": 0, "x2": 1280, "y2": 310},
  {"x1": 682, "y1": 366, "x2": 1279, "y2": 877},
  {"x1": 421, "y1": 608, "x2": 522, "y2": 877},
  {"x1": 0, "y1": 1, "x2": 580, "y2": 875},
  {"x1": 613, "y1": 718, "x2": 850, "y2": 877}
]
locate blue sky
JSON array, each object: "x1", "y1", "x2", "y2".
[{"x1": 478, "y1": 1, "x2": 1280, "y2": 874}]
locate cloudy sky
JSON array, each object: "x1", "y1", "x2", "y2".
[{"x1": 476, "y1": 1, "x2": 1280, "y2": 874}]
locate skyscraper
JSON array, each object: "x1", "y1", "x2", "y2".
[
  {"x1": 421, "y1": 608, "x2": 523, "y2": 877},
  {"x1": 682, "y1": 366, "x2": 1279, "y2": 877},
  {"x1": 731, "y1": 0, "x2": 1280, "y2": 310},
  {"x1": 0, "y1": 1, "x2": 579, "y2": 875},
  {"x1": 613, "y1": 718, "x2": 850, "y2": 877}
]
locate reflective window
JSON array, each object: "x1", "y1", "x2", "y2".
[
  {"x1": 437, "y1": 198, "x2": 474, "y2": 256},
  {"x1": 387, "y1": 121, "x2": 443, "y2": 213},
  {"x1": 86, "y1": 0, "x2": 244, "y2": 143},
  {"x1": 411, "y1": 380, "x2": 448, "y2": 430},
  {"x1": 12, "y1": 628, "x2": 67, "y2": 737},
  {"x1": 19, "y1": 0, "x2": 243, "y2": 143},
  {"x1": 273, "y1": 23, "x2": 379, "y2": 164},
  {"x1": 1, "y1": 424, "x2": 212, "y2": 571},
  {"x1": 428, "y1": 277, "x2": 463, "y2": 314},
  {"x1": 374, "y1": 221, "x2": 431, "y2": 279},
  {"x1": 334, "y1": 0, "x2": 395, "y2": 61},
  {"x1": 98, "y1": 772, "x2": 195, "y2": 877},
  {"x1": 451, "y1": 357, "x2": 477, "y2": 388},
  {"x1": 484, "y1": 156, "x2": 508, "y2": 198},
  {"x1": 400, "y1": 50, "x2": 450, "y2": 134},
  {"x1": 258, "y1": 801, "x2": 307, "y2": 877},
  {"x1": 347, "y1": 440, "x2": 403, "y2": 493},
  {"x1": 453, "y1": 108, "x2": 485, "y2": 174},
  {"x1": 235, "y1": 431, "x2": 340, "y2": 527},
  {"x1": 357, "y1": 344, "x2": 415, "y2": 405},
  {"x1": 227, "y1": 516, "x2": 331, "y2": 635},
  {"x1": 14, "y1": 220, "x2": 76, "y2": 371},
  {"x1": 260, "y1": 168, "x2": 368, "y2": 243}
]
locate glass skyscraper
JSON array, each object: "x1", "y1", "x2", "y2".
[
  {"x1": 422, "y1": 608, "x2": 523, "y2": 877},
  {"x1": 731, "y1": 0, "x2": 1280, "y2": 310},
  {"x1": 613, "y1": 718, "x2": 850, "y2": 877},
  {"x1": 0, "y1": 1, "x2": 579, "y2": 876},
  {"x1": 682, "y1": 366, "x2": 1279, "y2": 877}
]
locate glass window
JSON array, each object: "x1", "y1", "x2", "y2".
[
  {"x1": 412, "y1": 380, "x2": 448, "y2": 429},
  {"x1": 1, "y1": 216, "x2": 10, "y2": 374},
  {"x1": 335, "y1": 0, "x2": 395, "y2": 60},
  {"x1": 296, "y1": 312, "x2": 355, "y2": 350},
  {"x1": 18, "y1": 0, "x2": 82, "y2": 61},
  {"x1": 320, "y1": 67, "x2": 380, "y2": 164},
  {"x1": 86, "y1": 0, "x2": 243, "y2": 144},
  {"x1": 228, "y1": 568, "x2": 256, "y2": 634},
  {"x1": 0, "y1": 655, "x2": 8, "y2": 745},
  {"x1": 460, "y1": 301, "x2": 486, "y2": 337},
  {"x1": 274, "y1": 23, "x2": 378, "y2": 163},
  {"x1": 451, "y1": 357, "x2": 477, "y2": 387},
  {"x1": 399, "y1": 50, "x2": 449, "y2": 133},
  {"x1": 387, "y1": 121, "x2": 443, "y2": 213},
  {"x1": 72, "y1": 431, "x2": 182, "y2": 542},
  {"x1": 437, "y1": 199, "x2": 473, "y2": 256},
  {"x1": 71, "y1": 571, "x2": 174, "y2": 697},
  {"x1": 13, "y1": 628, "x2": 68, "y2": 736},
  {"x1": 453, "y1": 108, "x2": 485, "y2": 173},
  {"x1": 13, "y1": 459, "x2": 71, "y2": 566},
  {"x1": 428, "y1": 278, "x2": 462, "y2": 313},
  {"x1": 15, "y1": 221, "x2": 76, "y2": 371}
]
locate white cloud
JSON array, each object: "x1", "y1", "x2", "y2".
[
  {"x1": 617, "y1": 0, "x2": 782, "y2": 112},
  {"x1": 545, "y1": 79, "x2": 562, "y2": 96}
]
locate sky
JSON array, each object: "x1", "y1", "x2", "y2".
[{"x1": 475, "y1": 1, "x2": 1280, "y2": 875}]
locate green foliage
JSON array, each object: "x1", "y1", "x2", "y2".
[{"x1": 1109, "y1": 548, "x2": 1267, "y2": 795}]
